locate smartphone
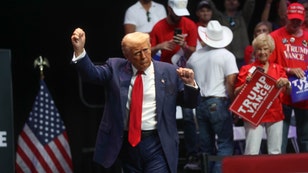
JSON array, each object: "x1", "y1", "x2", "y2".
[{"x1": 174, "y1": 28, "x2": 182, "y2": 36}]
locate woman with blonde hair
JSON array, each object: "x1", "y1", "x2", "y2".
[{"x1": 234, "y1": 33, "x2": 291, "y2": 155}]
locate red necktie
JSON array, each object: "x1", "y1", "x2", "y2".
[{"x1": 128, "y1": 71, "x2": 143, "y2": 147}]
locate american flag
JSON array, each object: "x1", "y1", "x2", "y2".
[{"x1": 15, "y1": 80, "x2": 73, "y2": 173}]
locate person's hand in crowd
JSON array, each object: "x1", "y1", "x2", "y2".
[
  {"x1": 156, "y1": 40, "x2": 177, "y2": 51},
  {"x1": 173, "y1": 33, "x2": 188, "y2": 48},
  {"x1": 246, "y1": 73, "x2": 252, "y2": 83},
  {"x1": 288, "y1": 67, "x2": 305, "y2": 79},
  {"x1": 276, "y1": 77, "x2": 291, "y2": 89}
]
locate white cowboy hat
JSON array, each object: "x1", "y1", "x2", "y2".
[{"x1": 198, "y1": 20, "x2": 233, "y2": 48}]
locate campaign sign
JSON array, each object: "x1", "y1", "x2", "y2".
[
  {"x1": 289, "y1": 70, "x2": 308, "y2": 103},
  {"x1": 229, "y1": 70, "x2": 283, "y2": 126}
]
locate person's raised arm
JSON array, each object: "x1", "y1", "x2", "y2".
[
  {"x1": 71, "y1": 28, "x2": 86, "y2": 57},
  {"x1": 261, "y1": 0, "x2": 273, "y2": 21},
  {"x1": 278, "y1": 0, "x2": 287, "y2": 24}
]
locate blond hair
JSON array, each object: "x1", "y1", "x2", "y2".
[
  {"x1": 121, "y1": 32, "x2": 150, "y2": 56},
  {"x1": 252, "y1": 33, "x2": 275, "y2": 52}
]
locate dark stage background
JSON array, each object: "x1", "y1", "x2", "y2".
[{"x1": 0, "y1": 0, "x2": 271, "y2": 172}]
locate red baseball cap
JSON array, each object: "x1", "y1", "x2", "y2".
[{"x1": 287, "y1": 3, "x2": 305, "y2": 21}]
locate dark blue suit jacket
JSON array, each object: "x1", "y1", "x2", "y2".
[{"x1": 74, "y1": 54, "x2": 200, "y2": 173}]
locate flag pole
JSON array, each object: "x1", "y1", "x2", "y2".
[{"x1": 34, "y1": 56, "x2": 49, "y2": 79}]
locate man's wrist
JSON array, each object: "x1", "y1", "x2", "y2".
[
  {"x1": 72, "y1": 49, "x2": 86, "y2": 63},
  {"x1": 185, "y1": 80, "x2": 198, "y2": 89}
]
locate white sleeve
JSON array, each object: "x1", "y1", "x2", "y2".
[{"x1": 72, "y1": 49, "x2": 86, "y2": 63}]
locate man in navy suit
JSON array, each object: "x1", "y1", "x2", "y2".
[{"x1": 71, "y1": 28, "x2": 200, "y2": 173}]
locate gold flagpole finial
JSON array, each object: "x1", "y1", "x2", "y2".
[{"x1": 34, "y1": 56, "x2": 50, "y2": 79}]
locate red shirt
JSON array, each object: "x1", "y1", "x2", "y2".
[
  {"x1": 244, "y1": 45, "x2": 254, "y2": 65},
  {"x1": 270, "y1": 27, "x2": 308, "y2": 109},
  {"x1": 235, "y1": 61, "x2": 287, "y2": 122},
  {"x1": 150, "y1": 17, "x2": 197, "y2": 64},
  {"x1": 195, "y1": 22, "x2": 204, "y2": 45}
]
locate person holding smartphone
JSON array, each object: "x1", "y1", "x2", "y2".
[
  {"x1": 150, "y1": 0, "x2": 197, "y2": 65},
  {"x1": 150, "y1": 0, "x2": 199, "y2": 171}
]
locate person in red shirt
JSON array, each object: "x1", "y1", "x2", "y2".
[
  {"x1": 150, "y1": 0, "x2": 197, "y2": 65},
  {"x1": 235, "y1": 33, "x2": 291, "y2": 155},
  {"x1": 269, "y1": 2, "x2": 308, "y2": 153},
  {"x1": 150, "y1": 0, "x2": 199, "y2": 170}
]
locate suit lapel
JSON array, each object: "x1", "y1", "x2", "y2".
[
  {"x1": 120, "y1": 61, "x2": 168, "y2": 121},
  {"x1": 153, "y1": 61, "x2": 166, "y2": 117},
  {"x1": 120, "y1": 62, "x2": 133, "y2": 120}
]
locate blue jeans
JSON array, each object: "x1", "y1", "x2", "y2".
[
  {"x1": 197, "y1": 97, "x2": 234, "y2": 173},
  {"x1": 182, "y1": 107, "x2": 199, "y2": 158},
  {"x1": 120, "y1": 133, "x2": 170, "y2": 173},
  {"x1": 282, "y1": 104, "x2": 308, "y2": 153}
]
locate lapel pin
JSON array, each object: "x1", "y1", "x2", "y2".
[
  {"x1": 303, "y1": 40, "x2": 308, "y2": 47},
  {"x1": 282, "y1": 38, "x2": 288, "y2": 44}
]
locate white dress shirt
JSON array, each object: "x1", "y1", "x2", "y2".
[{"x1": 126, "y1": 62, "x2": 157, "y2": 130}]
